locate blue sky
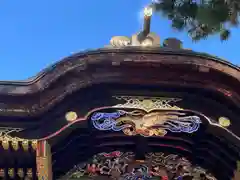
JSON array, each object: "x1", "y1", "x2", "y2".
[{"x1": 0, "y1": 0, "x2": 239, "y2": 80}]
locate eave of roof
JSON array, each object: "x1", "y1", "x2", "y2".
[
  {"x1": 0, "y1": 46, "x2": 238, "y2": 86},
  {"x1": 0, "y1": 46, "x2": 238, "y2": 119}
]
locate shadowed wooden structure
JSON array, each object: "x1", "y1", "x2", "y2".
[
  {"x1": 0, "y1": 7, "x2": 239, "y2": 180},
  {"x1": 0, "y1": 43, "x2": 239, "y2": 180}
]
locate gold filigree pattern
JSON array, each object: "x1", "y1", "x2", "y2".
[
  {"x1": 0, "y1": 127, "x2": 22, "y2": 136},
  {"x1": 113, "y1": 96, "x2": 182, "y2": 112}
]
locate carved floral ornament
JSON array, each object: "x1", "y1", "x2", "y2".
[
  {"x1": 62, "y1": 151, "x2": 217, "y2": 180},
  {"x1": 0, "y1": 127, "x2": 37, "y2": 151}
]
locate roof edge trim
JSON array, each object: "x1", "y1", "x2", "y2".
[{"x1": 0, "y1": 47, "x2": 239, "y2": 86}]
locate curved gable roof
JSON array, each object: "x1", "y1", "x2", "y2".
[
  {"x1": 0, "y1": 47, "x2": 239, "y2": 88},
  {"x1": 0, "y1": 47, "x2": 238, "y2": 117}
]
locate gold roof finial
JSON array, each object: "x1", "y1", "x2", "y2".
[
  {"x1": 109, "y1": 5, "x2": 160, "y2": 47},
  {"x1": 138, "y1": 6, "x2": 153, "y2": 41}
]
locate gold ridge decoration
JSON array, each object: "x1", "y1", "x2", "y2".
[{"x1": 113, "y1": 96, "x2": 182, "y2": 112}]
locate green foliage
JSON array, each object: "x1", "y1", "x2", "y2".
[{"x1": 152, "y1": 0, "x2": 240, "y2": 41}]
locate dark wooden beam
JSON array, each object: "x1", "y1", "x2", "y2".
[{"x1": 135, "y1": 136, "x2": 148, "y2": 160}]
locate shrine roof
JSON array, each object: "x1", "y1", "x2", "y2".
[
  {"x1": 0, "y1": 46, "x2": 238, "y2": 118},
  {"x1": 0, "y1": 46, "x2": 238, "y2": 88}
]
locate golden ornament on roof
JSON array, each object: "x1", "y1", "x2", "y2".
[
  {"x1": 218, "y1": 117, "x2": 231, "y2": 127},
  {"x1": 65, "y1": 111, "x2": 78, "y2": 122},
  {"x1": 143, "y1": 6, "x2": 153, "y2": 17}
]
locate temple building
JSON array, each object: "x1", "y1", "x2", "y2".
[{"x1": 0, "y1": 6, "x2": 239, "y2": 180}]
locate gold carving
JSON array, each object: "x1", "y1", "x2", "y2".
[
  {"x1": 0, "y1": 169, "x2": 4, "y2": 177},
  {"x1": 119, "y1": 111, "x2": 199, "y2": 137},
  {"x1": 1, "y1": 139, "x2": 9, "y2": 150},
  {"x1": 218, "y1": 117, "x2": 231, "y2": 127},
  {"x1": 22, "y1": 140, "x2": 29, "y2": 151},
  {"x1": 113, "y1": 96, "x2": 182, "y2": 112},
  {"x1": 12, "y1": 139, "x2": 19, "y2": 150},
  {"x1": 17, "y1": 168, "x2": 24, "y2": 178},
  {"x1": 31, "y1": 140, "x2": 37, "y2": 150},
  {"x1": 0, "y1": 135, "x2": 37, "y2": 151},
  {"x1": 92, "y1": 109, "x2": 201, "y2": 137},
  {"x1": 0, "y1": 127, "x2": 37, "y2": 151},
  {"x1": 65, "y1": 111, "x2": 78, "y2": 122},
  {"x1": 27, "y1": 168, "x2": 33, "y2": 178},
  {"x1": 8, "y1": 168, "x2": 14, "y2": 178}
]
